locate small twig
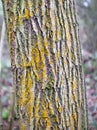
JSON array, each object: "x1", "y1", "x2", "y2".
[
  {"x1": 0, "y1": 20, "x2": 5, "y2": 130},
  {"x1": 8, "y1": 69, "x2": 16, "y2": 130},
  {"x1": 8, "y1": 88, "x2": 15, "y2": 130}
]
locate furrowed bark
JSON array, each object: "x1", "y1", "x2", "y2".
[{"x1": 2, "y1": 0, "x2": 88, "y2": 129}]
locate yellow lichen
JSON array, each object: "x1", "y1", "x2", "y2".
[
  {"x1": 65, "y1": 20, "x2": 71, "y2": 44},
  {"x1": 41, "y1": 109, "x2": 48, "y2": 117},
  {"x1": 46, "y1": 118, "x2": 52, "y2": 129},
  {"x1": 73, "y1": 80, "x2": 77, "y2": 89},
  {"x1": 18, "y1": 68, "x2": 33, "y2": 129},
  {"x1": 58, "y1": 106, "x2": 63, "y2": 113}
]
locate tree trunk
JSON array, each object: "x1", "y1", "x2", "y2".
[{"x1": 2, "y1": 0, "x2": 88, "y2": 129}]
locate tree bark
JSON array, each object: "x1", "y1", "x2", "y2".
[{"x1": 2, "y1": 0, "x2": 88, "y2": 129}]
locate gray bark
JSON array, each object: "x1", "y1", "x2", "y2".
[{"x1": 2, "y1": 0, "x2": 88, "y2": 129}]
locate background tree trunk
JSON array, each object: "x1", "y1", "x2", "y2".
[{"x1": 2, "y1": 0, "x2": 88, "y2": 129}]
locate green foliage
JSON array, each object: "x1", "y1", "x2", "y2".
[{"x1": 2, "y1": 108, "x2": 9, "y2": 119}]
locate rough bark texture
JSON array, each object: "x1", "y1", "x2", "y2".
[{"x1": 2, "y1": 0, "x2": 88, "y2": 130}]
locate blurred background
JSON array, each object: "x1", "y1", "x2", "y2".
[{"x1": 0, "y1": 0, "x2": 97, "y2": 129}]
